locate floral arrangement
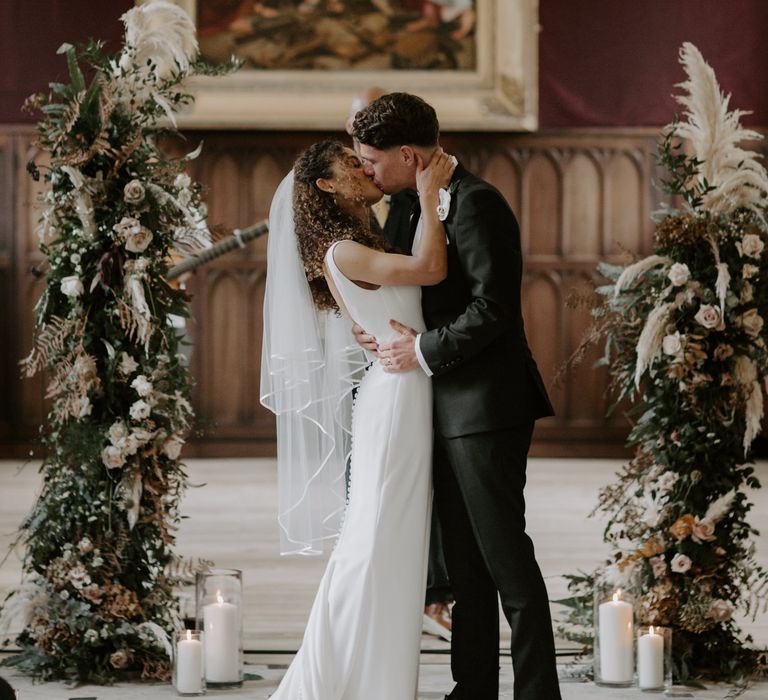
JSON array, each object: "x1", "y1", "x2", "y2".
[
  {"x1": 0, "y1": 1, "x2": 237, "y2": 683},
  {"x1": 559, "y1": 43, "x2": 768, "y2": 682}
]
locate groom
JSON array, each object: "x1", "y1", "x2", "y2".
[{"x1": 351, "y1": 93, "x2": 561, "y2": 700}]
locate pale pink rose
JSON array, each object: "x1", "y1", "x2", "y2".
[
  {"x1": 123, "y1": 179, "x2": 145, "y2": 205},
  {"x1": 124, "y1": 226, "x2": 153, "y2": 253},
  {"x1": 737, "y1": 308, "x2": 764, "y2": 338},
  {"x1": 162, "y1": 435, "x2": 185, "y2": 460},
  {"x1": 113, "y1": 216, "x2": 141, "y2": 238},
  {"x1": 110, "y1": 649, "x2": 130, "y2": 669},
  {"x1": 709, "y1": 598, "x2": 734, "y2": 622},
  {"x1": 742, "y1": 264, "x2": 759, "y2": 279},
  {"x1": 670, "y1": 552, "x2": 692, "y2": 573},
  {"x1": 694, "y1": 304, "x2": 724, "y2": 330},
  {"x1": 691, "y1": 517, "x2": 716, "y2": 543},
  {"x1": 649, "y1": 555, "x2": 668, "y2": 578},
  {"x1": 738, "y1": 233, "x2": 764, "y2": 259},
  {"x1": 740, "y1": 281, "x2": 754, "y2": 304}
]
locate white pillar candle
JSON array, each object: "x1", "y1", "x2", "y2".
[
  {"x1": 598, "y1": 589, "x2": 634, "y2": 683},
  {"x1": 638, "y1": 626, "x2": 664, "y2": 689},
  {"x1": 175, "y1": 630, "x2": 203, "y2": 694},
  {"x1": 203, "y1": 592, "x2": 239, "y2": 683}
]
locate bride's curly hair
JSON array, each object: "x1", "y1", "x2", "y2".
[{"x1": 293, "y1": 140, "x2": 388, "y2": 311}]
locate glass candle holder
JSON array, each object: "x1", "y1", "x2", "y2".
[
  {"x1": 637, "y1": 626, "x2": 672, "y2": 691},
  {"x1": 173, "y1": 630, "x2": 206, "y2": 696},
  {"x1": 196, "y1": 568, "x2": 243, "y2": 687},
  {"x1": 593, "y1": 569, "x2": 637, "y2": 687}
]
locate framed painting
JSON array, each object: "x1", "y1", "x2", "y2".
[{"x1": 147, "y1": 0, "x2": 538, "y2": 130}]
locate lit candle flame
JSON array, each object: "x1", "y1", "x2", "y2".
[
  {"x1": 649, "y1": 625, "x2": 656, "y2": 635},
  {"x1": 612, "y1": 589, "x2": 622, "y2": 602},
  {"x1": 186, "y1": 629, "x2": 193, "y2": 641},
  {"x1": 216, "y1": 591, "x2": 224, "y2": 605}
]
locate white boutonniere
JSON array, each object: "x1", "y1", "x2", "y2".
[{"x1": 436, "y1": 180, "x2": 460, "y2": 222}]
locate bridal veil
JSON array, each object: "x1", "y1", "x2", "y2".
[{"x1": 260, "y1": 171, "x2": 367, "y2": 555}]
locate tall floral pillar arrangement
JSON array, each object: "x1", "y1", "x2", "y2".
[
  {"x1": 0, "y1": 1, "x2": 236, "y2": 683},
  {"x1": 563, "y1": 43, "x2": 768, "y2": 681}
]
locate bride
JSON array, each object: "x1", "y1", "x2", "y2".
[{"x1": 261, "y1": 139, "x2": 455, "y2": 699}]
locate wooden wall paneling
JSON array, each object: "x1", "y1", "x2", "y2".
[
  {"x1": 0, "y1": 127, "x2": 683, "y2": 457},
  {"x1": 14, "y1": 135, "x2": 50, "y2": 452}
]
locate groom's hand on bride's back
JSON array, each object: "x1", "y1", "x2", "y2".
[
  {"x1": 379, "y1": 320, "x2": 419, "y2": 374},
  {"x1": 352, "y1": 322, "x2": 379, "y2": 355}
]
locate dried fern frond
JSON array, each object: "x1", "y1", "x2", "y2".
[{"x1": 20, "y1": 315, "x2": 75, "y2": 378}]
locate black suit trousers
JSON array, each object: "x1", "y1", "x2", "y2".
[{"x1": 434, "y1": 424, "x2": 562, "y2": 700}]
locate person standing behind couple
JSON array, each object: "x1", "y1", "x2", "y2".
[{"x1": 351, "y1": 92, "x2": 562, "y2": 700}]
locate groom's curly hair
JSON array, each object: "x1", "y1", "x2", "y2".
[
  {"x1": 351, "y1": 92, "x2": 439, "y2": 149},
  {"x1": 293, "y1": 140, "x2": 388, "y2": 311}
]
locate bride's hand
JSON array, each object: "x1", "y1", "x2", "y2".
[{"x1": 415, "y1": 148, "x2": 457, "y2": 208}]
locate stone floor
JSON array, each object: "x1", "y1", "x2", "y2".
[{"x1": 1, "y1": 458, "x2": 766, "y2": 698}]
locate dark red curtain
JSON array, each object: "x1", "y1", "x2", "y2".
[
  {"x1": 0, "y1": 0, "x2": 132, "y2": 124},
  {"x1": 539, "y1": 0, "x2": 768, "y2": 127}
]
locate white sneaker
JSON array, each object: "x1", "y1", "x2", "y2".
[{"x1": 423, "y1": 602, "x2": 452, "y2": 641}]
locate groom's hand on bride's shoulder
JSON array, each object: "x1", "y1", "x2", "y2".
[
  {"x1": 379, "y1": 320, "x2": 419, "y2": 373},
  {"x1": 352, "y1": 322, "x2": 379, "y2": 355}
]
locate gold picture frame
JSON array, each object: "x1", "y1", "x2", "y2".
[{"x1": 145, "y1": 0, "x2": 538, "y2": 130}]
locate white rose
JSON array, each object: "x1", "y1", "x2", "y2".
[
  {"x1": 108, "y1": 420, "x2": 129, "y2": 445},
  {"x1": 174, "y1": 173, "x2": 192, "y2": 189},
  {"x1": 163, "y1": 435, "x2": 185, "y2": 460},
  {"x1": 131, "y1": 375, "x2": 154, "y2": 397},
  {"x1": 738, "y1": 233, "x2": 764, "y2": 259},
  {"x1": 737, "y1": 308, "x2": 764, "y2": 338},
  {"x1": 101, "y1": 445, "x2": 126, "y2": 469},
  {"x1": 123, "y1": 179, "x2": 145, "y2": 205},
  {"x1": 129, "y1": 399, "x2": 151, "y2": 421},
  {"x1": 656, "y1": 470, "x2": 679, "y2": 495},
  {"x1": 670, "y1": 552, "x2": 692, "y2": 573},
  {"x1": 662, "y1": 332, "x2": 683, "y2": 356},
  {"x1": 118, "y1": 352, "x2": 139, "y2": 376},
  {"x1": 73, "y1": 396, "x2": 92, "y2": 418},
  {"x1": 124, "y1": 226, "x2": 153, "y2": 254},
  {"x1": 667, "y1": 262, "x2": 690, "y2": 286},
  {"x1": 60, "y1": 275, "x2": 84, "y2": 297},
  {"x1": 694, "y1": 304, "x2": 724, "y2": 330},
  {"x1": 77, "y1": 537, "x2": 94, "y2": 554},
  {"x1": 68, "y1": 565, "x2": 90, "y2": 590}
]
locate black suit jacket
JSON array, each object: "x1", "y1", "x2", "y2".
[{"x1": 383, "y1": 165, "x2": 554, "y2": 438}]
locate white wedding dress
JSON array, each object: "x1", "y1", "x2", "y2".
[{"x1": 270, "y1": 240, "x2": 433, "y2": 700}]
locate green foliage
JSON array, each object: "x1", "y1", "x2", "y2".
[
  {"x1": 0, "y1": 9, "x2": 237, "y2": 684},
  {"x1": 565, "y1": 129, "x2": 768, "y2": 682}
]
